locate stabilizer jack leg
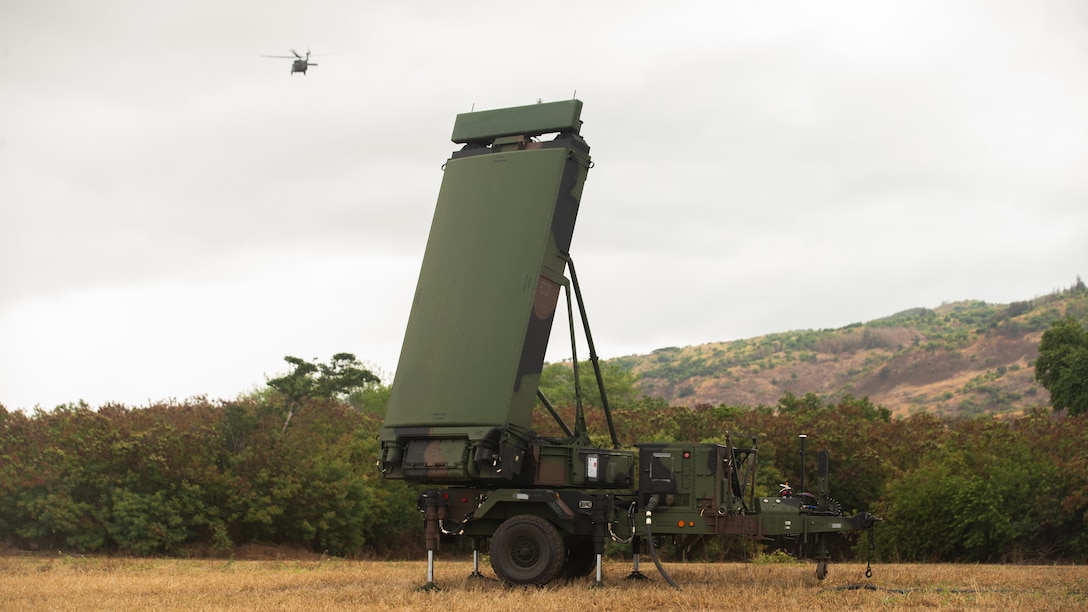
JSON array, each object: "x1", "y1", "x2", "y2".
[
  {"x1": 814, "y1": 533, "x2": 830, "y2": 581},
  {"x1": 591, "y1": 495, "x2": 607, "y2": 589},
  {"x1": 420, "y1": 550, "x2": 440, "y2": 592},
  {"x1": 625, "y1": 536, "x2": 650, "y2": 581},
  {"x1": 418, "y1": 490, "x2": 444, "y2": 591},
  {"x1": 468, "y1": 537, "x2": 486, "y2": 580}
]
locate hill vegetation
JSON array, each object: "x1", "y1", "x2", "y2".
[{"x1": 610, "y1": 280, "x2": 1088, "y2": 419}]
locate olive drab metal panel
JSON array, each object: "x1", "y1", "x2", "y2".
[{"x1": 379, "y1": 101, "x2": 592, "y2": 484}]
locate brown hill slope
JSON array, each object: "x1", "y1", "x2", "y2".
[{"x1": 610, "y1": 285, "x2": 1087, "y2": 418}]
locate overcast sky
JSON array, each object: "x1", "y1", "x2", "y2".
[{"x1": 2, "y1": 1, "x2": 1086, "y2": 411}]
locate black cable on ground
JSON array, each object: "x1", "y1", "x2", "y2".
[
  {"x1": 828, "y1": 584, "x2": 1085, "y2": 596},
  {"x1": 643, "y1": 496, "x2": 680, "y2": 591}
]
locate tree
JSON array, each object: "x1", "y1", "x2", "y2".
[
  {"x1": 537, "y1": 360, "x2": 659, "y2": 410},
  {"x1": 348, "y1": 382, "x2": 392, "y2": 416},
  {"x1": 1035, "y1": 316, "x2": 1088, "y2": 416},
  {"x1": 267, "y1": 353, "x2": 380, "y2": 431}
]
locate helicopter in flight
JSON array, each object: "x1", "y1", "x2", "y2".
[{"x1": 261, "y1": 49, "x2": 320, "y2": 75}]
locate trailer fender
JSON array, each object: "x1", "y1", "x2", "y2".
[{"x1": 475, "y1": 489, "x2": 576, "y2": 525}]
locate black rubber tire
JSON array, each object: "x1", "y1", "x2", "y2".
[
  {"x1": 561, "y1": 537, "x2": 596, "y2": 578},
  {"x1": 490, "y1": 515, "x2": 566, "y2": 586},
  {"x1": 816, "y1": 559, "x2": 828, "y2": 580}
]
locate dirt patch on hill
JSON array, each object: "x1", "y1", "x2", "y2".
[
  {"x1": 853, "y1": 350, "x2": 974, "y2": 397},
  {"x1": 644, "y1": 333, "x2": 1047, "y2": 417}
]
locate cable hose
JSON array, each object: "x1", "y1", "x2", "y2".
[
  {"x1": 643, "y1": 501, "x2": 680, "y2": 590},
  {"x1": 828, "y1": 585, "x2": 1078, "y2": 595}
]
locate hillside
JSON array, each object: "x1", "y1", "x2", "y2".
[{"x1": 610, "y1": 283, "x2": 1088, "y2": 418}]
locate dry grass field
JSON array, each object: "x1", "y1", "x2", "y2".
[{"x1": 1, "y1": 551, "x2": 1085, "y2": 611}]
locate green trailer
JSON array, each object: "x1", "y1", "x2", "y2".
[{"x1": 378, "y1": 100, "x2": 878, "y2": 589}]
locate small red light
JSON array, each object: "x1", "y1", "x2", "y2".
[
  {"x1": 677, "y1": 520, "x2": 685, "y2": 528},
  {"x1": 683, "y1": 451, "x2": 690, "y2": 459},
  {"x1": 461, "y1": 497, "x2": 468, "y2": 503},
  {"x1": 442, "y1": 492, "x2": 449, "y2": 500}
]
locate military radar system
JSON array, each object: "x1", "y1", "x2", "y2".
[{"x1": 378, "y1": 99, "x2": 878, "y2": 589}]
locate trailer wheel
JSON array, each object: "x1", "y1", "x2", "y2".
[
  {"x1": 490, "y1": 515, "x2": 566, "y2": 585},
  {"x1": 561, "y1": 537, "x2": 596, "y2": 578},
  {"x1": 816, "y1": 559, "x2": 828, "y2": 580}
]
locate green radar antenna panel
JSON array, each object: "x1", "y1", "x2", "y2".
[{"x1": 379, "y1": 100, "x2": 609, "y2": 485}]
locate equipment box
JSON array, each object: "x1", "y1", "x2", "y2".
[{"x1": 530, "y1": 442, "x2": 633, "y2": 488}]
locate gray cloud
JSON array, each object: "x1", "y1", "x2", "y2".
[{"x1": 2, "y1": 0, "x2": 1086, "y2": 409}]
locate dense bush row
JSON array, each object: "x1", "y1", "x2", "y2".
[
  {"x1": 0, "y1": 399, "x2": 420, "y2": 557},
  {"x1": 2, "y1": 393, "x2": 1086, "y2": 562}
]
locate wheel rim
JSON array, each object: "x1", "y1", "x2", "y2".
[{"x1": 510, "y1": 538, "x2": 542, "y2": 568}]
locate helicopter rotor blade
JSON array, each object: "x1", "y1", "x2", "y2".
[
  {"x1": 261, "y1": 55, "x2": 295, "y2": 58},
  {"x1": 290, "y1": 49, "x2": 302, "y2": 58}
]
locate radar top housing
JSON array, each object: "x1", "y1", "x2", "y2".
[{"x1": 450, "y1": 100, "x2": 582, "y2": 144}]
